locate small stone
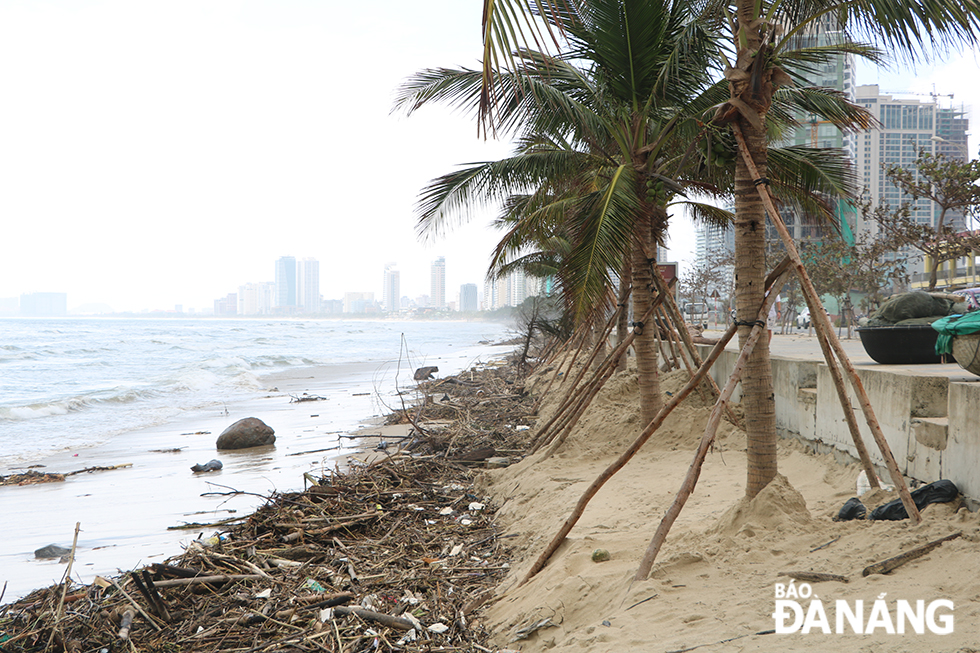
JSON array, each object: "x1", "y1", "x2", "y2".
[
  {"x1": 591, "y1": 548, "x2": 611, "y2": 563},
  {"x1": 35, "y1": 544, "x2": 71, "y2": 559},
  {"x1": 191, "y1": 459, "x2": 223, "y2": 473}
]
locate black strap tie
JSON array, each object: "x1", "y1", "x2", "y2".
[
  {"x1": 630, "y1": 321, "x2": 645, "y2": 335},
  {"x1": 753, "y1": 177, "x2": 770, "y2": 187},
  {"x1": 734, "y1": 319, "x2": 766, "y2": 328}
]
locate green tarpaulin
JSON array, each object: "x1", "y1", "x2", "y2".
[{"x1": 931, "y1": 311, "x2": 980, "y2": 355}]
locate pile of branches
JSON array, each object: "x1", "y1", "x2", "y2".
[
  {"x1": 1, "y1": 458, "x2": 510, "y2": 652},
  {"x1": 387, "y1": 362, "x2": 537, "y2": 460},
  {"x1": 1, "y1": 363, "x2": 537, "y2": 653}
]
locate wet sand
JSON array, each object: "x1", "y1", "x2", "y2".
[{"x1": 0, "y1": 343, "x2": 510, "y2": 603}]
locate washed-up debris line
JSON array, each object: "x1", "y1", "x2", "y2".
[{"x1": 0, "y1": 360, "x2": 538, "y2": 652}]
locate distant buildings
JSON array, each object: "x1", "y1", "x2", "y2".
[
  {"x1": 297, "y1": 258, "x2": 321, "y2": 313},
  {"x1": 275, "y1": 256, "x2": 298, "y2": 309},
  {"x1": 430, "y1": 257, "x2": 446, "y2": 309},
  {"x1": 856, "y1": 85, "x2": 970, "y2": 234},
  {"x1": 483, "y1": 271, "x2": 543, "y2": 310},
  {"x1": 459, "y1": 283, "x2": 478, "y2": 312},
  {"x1": 344, "y1": 292, "x2": 376, "y2": 314},
  {"x1": 383, "y1": 264, "x2": 401, "y2": 313},
  {"x1": 238, "y1": 282, "x2": 275, "y2": 315},
  {"x1": 209, "y1": 255, "x2": 500, "y2": 317},
  {"x1": 214, "y1": 293, "x2": 238, "y2": 316}
]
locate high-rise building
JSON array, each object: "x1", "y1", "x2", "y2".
[
  {"x1": 430, "y1": 256, "x2": 446, "y2": 308},
  {"x1": 784, "y1": 17, "x2": 857, "y2": 158},
  {"x1": 776, "y1": 20, "x2": 858, "y2": 243},
  {"x1": 459, "y1": 283, "x2": 478, "y2": 312},
  {"x1": 383, "y1": 263, "x2": 401, "y2": 313},
  {"x1": 238, "y1": 282, "x2": 275, "y2": 315},
  {"x1": 297, "y1": 258, "x2": 321, "y2": 313},
  {"x1": 275, "y1": 256, "x2": 297, "y2": 308},
  {"x1": 214, "y1": 293, "x2": 238, "y2": 316},
  {"x1": 855, "y1": 85, "x2": 970, "y2": 235}
]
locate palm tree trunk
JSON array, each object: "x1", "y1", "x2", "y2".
[
  {"x1": 615, "y1": 259, "x2": 631, "y2": 374},
  {"x1": 734, "y1": 115, "x2": 778, "y2": 498},
  {"x1": 632, "y1": 228, "x2": 661, "y2": 425}
]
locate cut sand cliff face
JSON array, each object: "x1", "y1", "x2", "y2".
[{"x1": 478, "y1": 365, "x2": 980, "y2": 652}]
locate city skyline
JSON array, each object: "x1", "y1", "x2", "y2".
[
  {"x1": 0, "y1": 2, "x2": 511, "y2": 314},
  {"x1": 1, "y1": 4, "x2": 977, "y2": 313}
]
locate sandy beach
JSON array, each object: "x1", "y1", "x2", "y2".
[
  {"x1": 478, "y1": 365, "x2": 980, "y2": 652},
  {"x1": 0, "y1": 342, "x2": 512, "y2": 604},
  {"x1": 6, "y1": 334, "x2": 980, "y2": 653}
]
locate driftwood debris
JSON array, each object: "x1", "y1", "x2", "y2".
[
  {"x1": 1, "y1": 464, "x2": 132, "y2": 487},
  {"x1": 0, "y1": 361, "x2": 535, "y2": 653},
  {"x1": 777, "y1": 571, "x2": 848, "y2": 583},
  {"x1": 861, "y1": 532, "x2": 962, "y2": 577},
  {"x1": 290, "y1": 393, "x2": 326, "y2": 403}
]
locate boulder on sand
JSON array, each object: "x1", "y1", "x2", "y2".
[{"x1": 216, "y1": 417, "x2": 275, "y2": 450}]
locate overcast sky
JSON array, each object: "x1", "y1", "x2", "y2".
[{"x1": 1, "y1": 2, "x2": 978, "y2": 313}]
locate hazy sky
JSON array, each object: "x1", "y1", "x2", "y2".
[{"x1": 1, "y1": 2, "x2": 978, "y2": 313}]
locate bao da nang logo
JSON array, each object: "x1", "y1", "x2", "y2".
[{"x1": 772, "y1": 581, "x2": 953, "y2": 635}]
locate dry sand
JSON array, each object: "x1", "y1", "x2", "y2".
[{"x1": 478, "y1": 367, "x2": 980, "y2": 652}]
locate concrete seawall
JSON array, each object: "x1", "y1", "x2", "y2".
[{"x1": 697, "y1": 332, "x2": 980, "y2": 501}]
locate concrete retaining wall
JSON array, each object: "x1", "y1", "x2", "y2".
[{"x1": 698, "y1": 345, "x2": 980, "y2": 501}]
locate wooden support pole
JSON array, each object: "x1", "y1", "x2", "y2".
[
  {"x1": 634, "y1": 272, "x2": 789, "y2": 580},
  {"x1": 530, "y1": 300, "x2": 661, "y2": 453},
  {"x1": 519, "y1": 316, "x2": 743, "y2": 585},
  {"x1": 649, "y1": 250, "x2": 740, "y2": 427},
  {"x1": 528, "y1": 310, "x2": 622, "y2": 449},
  {"x1": 801, "y1": 289, "x2": 880, "y2": 490},
  {"x1": 731, "y1": 123, "x2": 919, "y2": 525}
]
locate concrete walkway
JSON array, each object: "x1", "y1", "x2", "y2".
[{"x1": 702, "y1": 327, "x2": 980, "y2": 383}]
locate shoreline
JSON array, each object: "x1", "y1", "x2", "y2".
[
  {"x1": 7, "y1": 335, "x2": 980, "y2": 651},
  {"x1": 0, "y1": 341, "x2": 512, "y2": 604},
  {"x1": 0, "y1": 347, "x2": 535, "y2": 653}
]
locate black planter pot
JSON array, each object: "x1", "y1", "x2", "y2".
[{"x1": 856, "y1": 325, "x2": 943, "y2": 364}]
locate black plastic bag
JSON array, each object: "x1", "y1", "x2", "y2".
[
  {"x1": 869, "y1": 479, "x2": 959, "y2": 521},
  {"x1": 835, "y1": 497, "x2": 867, "y2": 521}
]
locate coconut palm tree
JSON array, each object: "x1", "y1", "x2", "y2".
[
  {"x1": 715, "y1": 0, "x2": 980, "y2": 496},
  {"x1": 398, "y1": 0, "x2": 725, "y2": 424},
  {"x1": 399, "y1": 0, "x2": 874, "y2": 434},
  {"x1": 473, "y1": 0, "x2": 980, "y2": 498}
]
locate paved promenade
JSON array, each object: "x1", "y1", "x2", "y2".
[{"x1": 701, "y1": 327, "x2": 980, "y2": 383}]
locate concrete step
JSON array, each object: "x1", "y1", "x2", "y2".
[{"x1": 911, "y1": 416, "x2": 949, "y2": 451}]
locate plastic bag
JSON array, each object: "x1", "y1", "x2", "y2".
[
  {"x1": 835, "y1": 497, "x2": 867, "y2": 521},
  {"x1": 869, "y1": 479, "x2": 959, "y2": 521}
]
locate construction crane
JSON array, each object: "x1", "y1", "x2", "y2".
[
  {"x1": 808, "y1": 114, "x2": 833, "y2": 148},
  {"x1": 881, "y1": 84, "x2": 954, "y2": 103}
]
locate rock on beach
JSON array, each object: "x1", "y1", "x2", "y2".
[{"x1": 216, "y1": 417, "x2": 276, "y2": 450}]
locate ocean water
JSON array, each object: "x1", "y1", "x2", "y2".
[
  {"x1": 0, "y1": 316, "x2": 513, "y2": 602},
  {"x1": 0, "y1": 317, "x2": 511, "y2": 471}
]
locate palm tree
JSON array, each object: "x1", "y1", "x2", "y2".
[
  {"x1": 399, "y1": 0, "x2": 871, "y2": 437},
  {"x1": 477, "y1": 0, "x2": 980, "y2": 499},
  {"x1": 716, "y1": 0, "x2": 980, "y2": 496},
  {"x1": 398, "y1": 0, "x2": 725, "y2": 425}
]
